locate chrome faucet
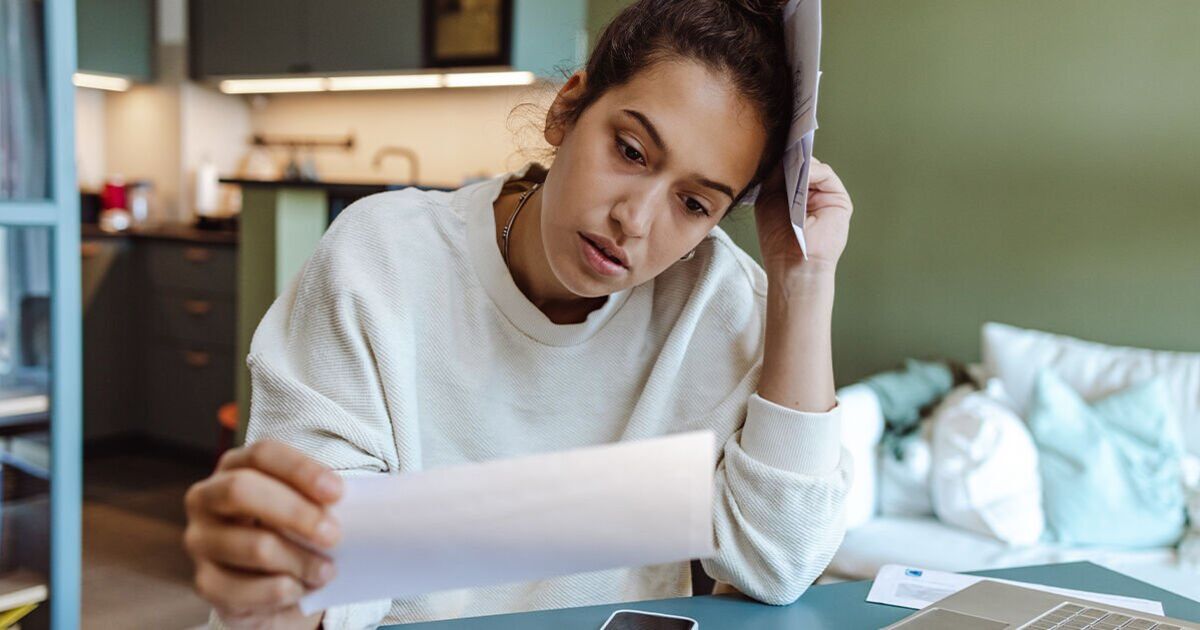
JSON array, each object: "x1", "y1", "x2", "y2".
[{"x1": 371, "y1": 146, "x2": 420, "y2": 184}]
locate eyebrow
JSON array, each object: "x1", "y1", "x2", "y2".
[{"x1": 621, "y1": 108, "x2": 736, "y2": 200}]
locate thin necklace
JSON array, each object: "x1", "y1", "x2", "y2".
[{"x1": 501, "y1": 182, "x2": 540, "y2": 267}]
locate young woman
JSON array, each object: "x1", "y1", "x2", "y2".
[{"x1": 184, "y1": 0, "x2": 854, "y2": 627}]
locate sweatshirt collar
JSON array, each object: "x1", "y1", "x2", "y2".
[{"x1": 460, "y1": 162, "x2": 638, "y2": 347}]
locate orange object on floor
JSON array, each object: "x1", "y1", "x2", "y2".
[
  {"x1": 218, "y1": 402, "x2": 237, "y2": 431},
  {"x1": 216, "y1": 402, "x2": 238, "y2": 462}
]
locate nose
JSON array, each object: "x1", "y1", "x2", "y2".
[{"x1": 610, "y1": 184, "x2": 658, "y2": 240}]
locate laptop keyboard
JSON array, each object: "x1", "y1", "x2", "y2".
[{"x1": 1021, "y1": 603, "x2": 1183, "y2": 630}]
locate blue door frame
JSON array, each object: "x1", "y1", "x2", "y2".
[{"x1": 0, "y1": 0, "x2": 82, "y2": 627}]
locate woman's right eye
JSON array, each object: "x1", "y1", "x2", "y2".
[{"x1": 616, "y1": 137, "x2": 645, "y2": 165}]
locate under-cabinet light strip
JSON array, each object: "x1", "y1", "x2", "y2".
[
  {"x1": 218, "y1": 71, "x2": 535, "y2": 94},
  {"x1": 73, "y1": 72, "x2": 132, "y2": 92}
]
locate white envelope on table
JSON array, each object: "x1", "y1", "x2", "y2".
[
  {"x1": 300, "y1": 431, "x2": 716, "y2": 614},
  {"x1": 866, "y1": 565, "x2": 1165, "y2": 616}
]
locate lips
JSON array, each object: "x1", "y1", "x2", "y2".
[
  {"x1": 578, "y1": 233, "x2": 629, "y2": 277},
  {"x1": 579, "y1": 232, "x2": 630, "y2": 268}
]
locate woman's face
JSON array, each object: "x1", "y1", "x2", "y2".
[{"x1": 539, "y1": 60, "x2": 768, "y2": 298}]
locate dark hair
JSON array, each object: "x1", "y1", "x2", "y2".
[{"x1": 549, "y1": 0, "x2": 793, "y2": 208}]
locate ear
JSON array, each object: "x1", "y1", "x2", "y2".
[{"x1": 544, "y1": 71, "x2": 588, "y2": 148}]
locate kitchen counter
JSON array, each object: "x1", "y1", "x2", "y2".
[
  {"x1": 82, "y1": 222, "x2": 238, "y2": 245},
  {"x1": 219, "y1": 178, "x2": 455, "y2": 196}
]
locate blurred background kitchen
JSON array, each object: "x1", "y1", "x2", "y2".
[{"x1": 0, "y1": 0, "x2": 1197, "y2": 628}]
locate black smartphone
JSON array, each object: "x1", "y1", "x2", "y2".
[{"x1": 599, "y1": 609, "x2": 699, "y2": 630}]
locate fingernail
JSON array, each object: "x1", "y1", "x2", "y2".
[
  {"x1": 317, "y1": 473, "x2": 343, "y2": 499},
  {"x1": 316, "y1": 517, "x2": 339, "y2": 546},
  {"x1": 318, "y1": 561, "x2": 336, "y2": 583}
]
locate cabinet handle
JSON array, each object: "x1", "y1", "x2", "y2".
[
  {"x1": 183, "y1": 247, "x2": 213, "y2": 264},
  {"x1": 183, "y1": 350, "x2": 211, "y2": 368},
  {"x1": 183, "y1": 299, "x2": 213, "y2": 316}
]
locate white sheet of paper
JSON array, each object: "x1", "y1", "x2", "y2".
[
  {"x1": 299, "y1": 431, "x2": 716, "y2": 614},
  {"x1": 866, "y1": 565, "x2": 1165, "y2": 616},
  {"x1": 742, "y1": 0, "x2": 821, "y2": 257},
  {"x1": 782, "y1": 0, "x2": 822, "y2": 259}
]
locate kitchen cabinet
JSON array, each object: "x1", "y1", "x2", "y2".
[
  {"x1": 140, "y1": 240, "x2": 237, "y2": 452},
  {"x1": 189, "y1": 0, "x2": 308, "y2": 76},
  {"x1": 144, "y1": 342, "x2": 234, "y2": 454},
  {"x1": 81, "y1": 227, "x2": 237, "y2": 456},
  {"x1": 512, "y1": 0, "x2": 587, "y2": 79},
  {"x1": 307, "y1": 0, "x2": 423, "y2": 73},
  {"x1": 81, "y1": 238, "x2": 141, "y2": 441},
  {"x1": 189, "y1": 0, "x2": 423, "y2": 78},
  {"x1": 189, "y1": 0, "x2": 589, "y2": 80},
  {"x1": 77, "y1": 0, "x2": 155, "y2": 81}
]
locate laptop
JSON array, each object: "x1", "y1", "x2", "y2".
[{"x1": 883, "y1": 580, "x2": 1200, "y2": 630}]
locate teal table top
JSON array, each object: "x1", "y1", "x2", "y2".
[{"x1": 383, "y1": 562, "x2": 1200, "y2": 629}]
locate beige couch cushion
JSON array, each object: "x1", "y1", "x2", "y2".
[{"x1": 982, "y1": 322, "x2": 1200, "y2": 456}]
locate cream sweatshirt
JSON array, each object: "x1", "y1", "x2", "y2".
[{"x1": 232, "y1": 163, "x2": 850, "y2": 629}]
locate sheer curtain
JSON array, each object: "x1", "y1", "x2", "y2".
[{"x1": 0, "y1": 0, "x2": 50, "y2": 200}]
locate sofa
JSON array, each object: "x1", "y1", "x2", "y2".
[{"x1": 825, "y1": 322, "x2": 1200, "y2": 603}]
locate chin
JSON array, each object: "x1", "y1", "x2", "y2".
[
  {"x1": 548, "y1": 251, "x2": 625, "y2": 299},
  {"x1": 560, "y1": 269, "x2": 618, "y2": 299}
]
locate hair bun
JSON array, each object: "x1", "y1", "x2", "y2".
[{"x1": 730, "y1": 0, "x2": 788, "y2": 17}]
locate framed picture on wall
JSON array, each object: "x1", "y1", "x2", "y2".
[{"x1": 423, "y1": 0, "x2": 513, "y2": 67}]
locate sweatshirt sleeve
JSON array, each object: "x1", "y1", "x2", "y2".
[
  {"x1": 699, "y1": 392, "x2": 852, "y2": 606},
  {"x1": 242, "y1": 207, "x2": 401, "y2": 474},
  {"x1": 221, "y1": 209, "x2": 400, "y2": 630}
]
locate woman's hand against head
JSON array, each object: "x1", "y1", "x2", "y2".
[
  {"x1": 753, "y1": 157, "x2": 853, "y2": 279},
  {"x1": 183, "y1": 441, "x2": 343, "y2": 629}
]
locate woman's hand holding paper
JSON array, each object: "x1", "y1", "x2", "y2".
[{"x1": 183, "y1": 441, "x2": 342, "y2": 629}]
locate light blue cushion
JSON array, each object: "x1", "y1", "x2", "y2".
[{"x1": 1028, "y1": 368, "x2": 1186, "y2": 548}]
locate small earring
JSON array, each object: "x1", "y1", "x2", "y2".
[{"x1": 680, "y1": 249, "x2": 696, "y2": 261}]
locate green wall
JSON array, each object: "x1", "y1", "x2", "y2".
[
  {"x1": 587, "y1": 0, "x2": 629, "y2": 47},
  {"x1": 585, "y1": 1, "x2": 1200, "y2": 385},
  {"x1": 816, "y1": 0, "x2": 1200, "y2": 384}
]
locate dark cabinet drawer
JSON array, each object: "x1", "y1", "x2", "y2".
[
  {"x1": 144, "y1": 342, "x2": 234, "y2": 453},
  {"x1": 150, "y1": 294, "x2": 235, "y2": 347},
  {"x1": 144, "y1": 241, "x2": 235, "y2": 294}
]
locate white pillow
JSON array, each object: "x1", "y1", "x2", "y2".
[
  {"x1": 878, "y1": 421, "x2": 935, "y2": 518},
  {"x1": 930, "y1": 382, "x2": 1044, "y2": 546},
  {"x1": 1184, "y1": 454, "x2": 1200, "y2": 492},
  {"x1": 836, "y1": 384, "x2": 885, "y2": 530},
  {"x1": 981, "y1": 322, "x2": 1200, "y2": 456}
]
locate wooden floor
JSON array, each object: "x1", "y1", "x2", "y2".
[{"x1": 82, "y1": 449, "x2": 213, "y2": 629}]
